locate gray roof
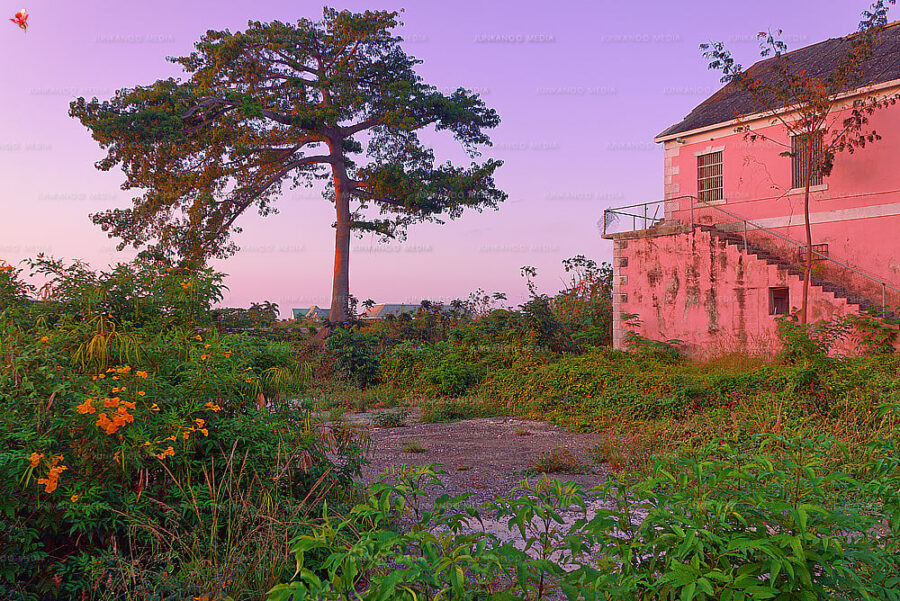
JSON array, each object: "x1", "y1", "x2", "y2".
[
  {"x1": 656, "y1": 23, "x2": 900, "y2": 140},
  {"x1": 359, "y1": 303, "x2": 420, "y2": 320}
]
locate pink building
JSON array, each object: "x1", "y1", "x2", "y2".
[{"x1": 603, "y1": 25, "x2": 900, "y2": 357}]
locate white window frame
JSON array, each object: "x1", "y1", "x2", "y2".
[{"x1": 696, "y1": 148, "x2": 724, "y2": 204}]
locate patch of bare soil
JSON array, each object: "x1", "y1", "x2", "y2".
[
  {"x1": 340, "y1": 412, "x2": 624, "y2": 598},
  {"x1": 349, "y1": 412, "x2": 611, "y2": 505}
]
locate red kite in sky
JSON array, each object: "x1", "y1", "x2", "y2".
[{"x1": 10, "y1": 8, "x2": 28, "y2": 32}]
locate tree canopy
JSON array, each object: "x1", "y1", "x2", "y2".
[{"x1": 71, "y1": 8, "x2": 505, "y2": 322}]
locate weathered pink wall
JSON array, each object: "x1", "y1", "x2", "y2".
[
  {"x1": 614, "y1": 226, "x2": 864, "y2": 358},
  {"x1": 662, "y1": 98, "x2": 900, "y2": 295}
]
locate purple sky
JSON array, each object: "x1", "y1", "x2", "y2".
[{"x1": 0, "y1": 0, "x2": 875, "y2": 313}]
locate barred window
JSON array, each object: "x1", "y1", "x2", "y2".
[
  {"x1": 792, "y1": 133, "x2": 824, "y2": 189},
  {"x1": 697, "y1": 151, "x2": 723, "y2": 203}
]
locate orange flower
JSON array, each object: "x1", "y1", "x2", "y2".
[
  {"x1": 136, "y1": 371, "x2": 148, "y2": 379},
  {"x1": 194, "y1": 418, "x2": 205, "y2": 428},
  {"x1": 97, "y1": 374, "x2": 106, "y2": 379},
  {"x1": 150, "y1": 403, "x2": 160, "y2": 411},
  {"x1": 222, "y1": 353, "x2": 231, "y2": 358},
  {"x1": 39, "y1": 336, "x2": 49, "y2": 342},
  {"x1": 204, "y1": 344, "x2": 211, "y2": 349},
  {"x1": 96, "y1": 413, "x2": 120, "y2": 434},
  {"x1": 137, "y1": 391, "x2": 146, "y2": 396},
  {"x1": 29, "y1": 452, "x2": 43, "y2": 468},
  {"x1": 121, "y1": 400, "x2": 136, "y2": 410},
  {"x1": 70, "y1": 494, "x2": 79, "y2": 502},
  {"x1": 245, "y1": 377, "x2": 253, "y2": 383},
  {"x1": 194, "y1": 335, "x2": 203, "y2": 341},
  {"x1": 182, "y1": 430, "x2": 192, "y2": 440},
  {"x1": 200, "y1": 354, "x2": 209, "y2": 360},
  {"x1": 155, "y1": 446, "x2": 175, "y2": 460},
  {"x1": 113, "y1": 408, "x2": 134, "y2": 426},
  {"x1": 37, "y1": 465, "x2": 67, "y2": 493},
  {"x1": 76, "y1": 399, "x2": 96, "y2": 414},
  {"x1": 204, "y1": 402, "x2": 221, "y2": 412},
  {"x1": 104, "y1": 397, "x2": 121, "y2": 408},
  {"x1": 198, "y1": 428, "x2": 209, "y2": 437}
]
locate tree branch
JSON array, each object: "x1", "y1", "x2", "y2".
[{"x1": 340, "y1": 115, "x2": 385, "y2": 136}]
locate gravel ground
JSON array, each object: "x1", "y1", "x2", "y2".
[
  {"x1": 338, "y1": 411, "x2": 624, "y2": 598},
  {"x1": 351, "y1": 411, "x2": 612, "y2": 505}
]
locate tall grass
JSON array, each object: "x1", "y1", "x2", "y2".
[{"x1": 102, "y1": 447, "x2": 335, "y2": 601}]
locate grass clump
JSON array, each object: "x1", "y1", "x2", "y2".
[
  {"x1": 420, "y1": 396, "x2": 508, "y2": 423},
  {"x1": 525, "y1": 448, "x2": 590, "y2": 475},
  {"x1": 373, "y1": 408, "x2": 409, "y2": 428},
  {"x1": 400, "y1": 439, "x2": 428, "y2": 454}
]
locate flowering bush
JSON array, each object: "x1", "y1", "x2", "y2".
[{"x1": 0, "y1": 259, "x2": 361, "y2": 600}]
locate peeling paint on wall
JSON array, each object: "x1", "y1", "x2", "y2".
[{"x1": 613, "y1": 226, "x2": 865, "y2": 358}]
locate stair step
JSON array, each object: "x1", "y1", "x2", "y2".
[{"x1": 700, "y1": 223, "x2": 892, "y2": 317}]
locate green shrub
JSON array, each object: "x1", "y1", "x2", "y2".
[
  {"x1": 379, "y1": 341, "x2": 445, "y2": 389},
  {"x1": 381, "y1": 341, "x2": 488, "y2": 397},
  {"x1": 325, "y1": 327, "x2": 379, "y2": 388},
  {"x1": 525, "y1": 448, "x2": 589, "y2": 475},
  {"x1": 0, "y1": 260, "x2": 358, "y2": 600},
  {"x1": 419, "y1": 396, "x2": 507, "y2": 423},
  {"x1": 270, "y1": 438, "x2": 900, "y2": 601},
  {"x1": 422, "y1": 355, "x2": 483, "y2": 397},
  {"x1": 372, "y1": 408, "x2": 408, "y2": 428}
]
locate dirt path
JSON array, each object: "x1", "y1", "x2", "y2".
[
  {"x1": 348, "y1": 412, "x2": 612, "y2": 505},
  {"x1": 339, "y1": 412, "x2": 624, "y2": 598}
]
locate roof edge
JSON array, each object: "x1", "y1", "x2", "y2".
[{"x1": 653, "y1": 76, "x2": 900, "y2": 144}]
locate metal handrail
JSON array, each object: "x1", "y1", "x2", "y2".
[
  {"x1": 686, "y1": 196, "x2": 900, "y2": 298},
  {"x1": 602, "y1": 199, "x2": 666, "y2": 235},
  {"x1": 602, "y1": 195, "x2": 900, "y2": 317}
]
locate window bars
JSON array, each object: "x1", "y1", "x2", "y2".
[
  {"x1": 791, "y1": 133, "x2": 824, "y2": 189},
  {"x1": 697, "y1": 151, "x2": 724, "y2": 203}
]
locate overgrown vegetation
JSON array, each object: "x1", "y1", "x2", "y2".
[
  {"x1": 270, "y1": 449, "x2": 900, "y2": 600},
  {"x1": 0, "y1": 259, "x2": 368, "y2": 601},
  {"x1": 4, "y1": 245, "x2": 900, "y2": 599}
]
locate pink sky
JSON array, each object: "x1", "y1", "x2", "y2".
[{"x1": 0, "y1": 0, "x2": 875, "y2": 313}]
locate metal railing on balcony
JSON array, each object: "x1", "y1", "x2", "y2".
[
  {"x1": 601, "y1": 199, "x2": 666, "y2": 236},
  {"x1": 601, "y1": 195, "x2": 900, "y2": 318}
]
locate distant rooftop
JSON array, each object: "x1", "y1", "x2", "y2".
[
  {"x1": 656, "y1": 22, "x2": 900, "y2": 141},
  {"x1": 292, "y1": 306, "x2": 330, "y2": 320},
  {"x1": 359, "y1": 303, "x2": 420, "y2": 320}
]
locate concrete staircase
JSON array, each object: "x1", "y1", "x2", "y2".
[{"x1": 697, "y1": 223, "x2": 896, "y2": 320}]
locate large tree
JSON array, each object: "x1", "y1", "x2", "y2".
[
  {"x1": 701, "y1": 0, "x2": 898, "y2": 325},
  {"x1": 70, "y1": 8, "x2": 505, "y2": 323}
]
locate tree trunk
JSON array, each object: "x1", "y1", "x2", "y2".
[
  {"x1": 329, "y1": 159, "x2": 352, "y2": 324},
  {"x1": 800, "y1": 184, "x2": 812, "y2": 326},
  {"x1": 800, "y1": 142, "x2": 814, "y2": 327}
]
